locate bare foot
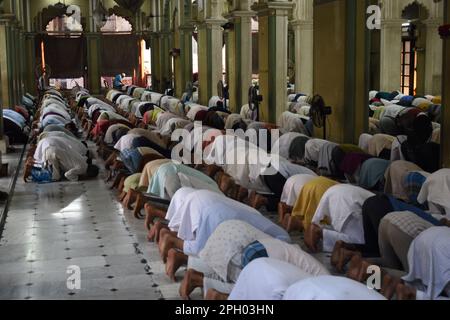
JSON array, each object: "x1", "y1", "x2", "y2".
[
  {"x1": 334, "y1": 247, "x2": 359, "y2": 273},
  {"x1": 147, "y1": 221, "x2": 169, "y2": 243},
  {"x1": 219, "y1": 175, "x2": 233, "y2": 195},
  {"x1": 165, "y1": 249, "x2": 188, "y2": 281},
  {"x1": 159, "y1": 233, "x2": 175, "y2": 263},
  {"x1": 237, "y1": 187, "x2": 249, "y2": 202},
  {"x1": 133, "y1": 194, "x2": 145, "y2": 219},
  {"x1": 278, "y1": 202, "x2": 288, "y2": 224},
  {"x1": 144, "y1": 203, "x2": 167, "y2": 230},
  {"x1": 205, "y1": 165, "x2": 221, "y2": 178},
  {"x1": 396, "y1": 283, "x2": 416, "y2": 300},
  {"x1": 346, "y1": 254, "x2": 372, "y2": 283},
  {"x1": 251, "y1": 194, "x2": 269, "y2": 210},
  {"x1": 122, "y1": 190, "x2": 136, "y2": 210},
  {"x1": 286, "y1": 215, "x2": 303, "y2": 233},
  {"x1": 441, "y1": 218, "x2": 450, "y2": 228},
  {"x1": 304, "y1": 224, "x2": 323, "y2": 253},
  {"x1": 205, "y1": 289, "x2": 229, "y2": 301},
  {"x1": 117, "y1": 176, "x2": 126, "y2": 193},
  {"x1": 118, "y1": 191, "x2": 126, "y2": 202},
  {"x1": 179, "y1": 269, "x2": 204, "y2": 300},
  {"x1": 381, "y1": 274, "x2": 403, "y2": 300}
]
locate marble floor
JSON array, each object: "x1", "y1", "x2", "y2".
[
  {"x1": 0, "y1": 140, "x2": 332, "y2": 300},
  {"x1": 0, "y1": 142, "x2": 193, "y2": 300}
]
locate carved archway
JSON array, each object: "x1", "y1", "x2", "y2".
[
  {"x1": 34, "y1": 3, "x2": 86, "y2": 33},
  {"x1": 401, "y1": 1, "x2": 430, "y2": 21},
  {"x1": 107, "y1": 5, "x2": 137, "y2": 31}
]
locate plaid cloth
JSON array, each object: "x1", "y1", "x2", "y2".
[
  {"x1": 241, "y1": 241, "x2": 269, "y2": 268},
  {"x1": 404, "y1": 172, "x2": 428, "y2": 206},
  {"x1": 385, "y1": 211, "x2": 433, "y2": 239}
]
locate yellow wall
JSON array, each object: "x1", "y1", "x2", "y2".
[{"x1": 313, "y1": 0, "x2": 346, "y2": 143}]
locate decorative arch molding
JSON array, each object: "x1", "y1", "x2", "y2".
[
  {"x1": 380, "y1": 0, "x2": 443, "y2": 21},
  {"x1": 401, "y1": 1, "x2": 429, "y2": 21},
  {"x1": 34, "y1": 3, "x2": 86, "y2": 33},
  {"x1": 107, "y1": 5, "x2": 138, "y2": 30}
]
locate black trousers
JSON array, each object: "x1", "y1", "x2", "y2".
[
  {"x1": 262, "y1": 173, "x2": 287, "y2": 211},
  {"x1": 352, "y1": 194, "x2": 394, "y2": 257}
]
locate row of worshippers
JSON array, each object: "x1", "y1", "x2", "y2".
[
  {"x1": 72, "y1": 84, "x2": 310, "y2": 218},
  {"x1": 1, "y1": 93, "x2": 37, "y2": 145},
  {"x1": 71, "y1": 84, "x2": 449, "y2": 300},
  {"x1": 23, "y1": 89, "x2": 99, "y2": 183},
  {"x1": 368, "y1": 90, "x2": 441, "y2": 166}
]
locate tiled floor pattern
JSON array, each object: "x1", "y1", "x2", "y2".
[
  {"x1": 0, "y1": 143, "x2": 166, "y2": 300},
  {"x1": 0, "y1": 140, "x2": 333, "y2": 300}
]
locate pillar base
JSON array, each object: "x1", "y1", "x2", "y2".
[{"x1": 0, "y1": 136, "x2": 10, "y2": 154}]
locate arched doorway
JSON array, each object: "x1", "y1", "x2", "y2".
[
  {"x1": 36, "y1": 6, "x2": 87, "y2": 91},
  {"x1": 99, "y1": 14, "x2": 139, "y2": 88}
]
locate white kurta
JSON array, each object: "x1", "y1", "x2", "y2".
[
  {"x1": 417, "y1": 169, "x2": 450, "y2": 218},
  {"x1": 271, "y1": 132, "x2": 304, "y2": 160},
  {"x1": 403, "y1": 227, "x2": 450, "y2": 300},
  {"x1": 37, "y1": 132, "x2": 87, "y2": 155},
  {"x1": 34, "y1": 136, "x2": 87, "y2": 164},
  {"x1": 278, "y1": 111, "x2": 308, "y2": 135},
  {"x1": 175, "y1": 189, "x2": 262, "y2": 242},
  {"x1": 390, "y1": 135, "x2": 408, "y2": 162},
  {"x1": 228, "y1": 258, "x2": 312, "y2": 301},
  {"x1": 114, "y1": 134, "x2": 140, "y2": 152},
  {"x1": 280, "y1": 174, "x2": 317, "y2": 206},
  {"x1": 358, "y1": 133, "x2": 373, "y2": 153},
  {"x1": 283, "y1": 276, "x2": 386, "y2": 300},
  {"x1": 165, "y1": 187, "x2": 198, "y2": 232},
  {"x1": 304, "y1": 139, "x2": 328, "y2": 163},
  {"x1": 312, "y1": 184, "x2": 374, "y2": 252},
  {"x1": 258, "y1": 238, "x2": 329, "y2": 277}
]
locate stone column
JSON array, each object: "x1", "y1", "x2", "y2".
[
  {"x1": 197, "y1": 18, "x2": 227, "y2": 105},
  {"x1": 150, "y1": 33, "x2": 162, "y2": 92},
  {"x1": 0, "y1": 14, "x2": 15, "y2": 152},
  {"x1": 380, "y1": 19, "x2": 404, "y2": 92},
  {"x1": 23, "y1": 32, "x2": 36, "y2": 95},
  {"x1": 291, "y1": 19, "x2": 313, "y2": 95},
  {"x1": 313, "y1": 0, "x2": 368, "y2": 143},
  {"x1": 424, "y1": 19, "x2": 443, "y2": 95},
  {"x1": 252, "y1": 1, "x2": 294, "y2": 123},
  {"x1": 176, "y1": 24, "x2": 194, "y2": 97},
  {"x1": 0, "y1": 13, "x2": 15, "y2": 108},
  {"x1": 85, "y1": 33, "x2": 101, "y2": 95},
  {"x1": 441, "y1": 1, "x2": 450, "y2": 168},
  {"x1": 159, "y1": 31, "x2": 172, "y2": 92},
  {"x1": 226, "y1": 10, "x2": 254, "y2": 112}
]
